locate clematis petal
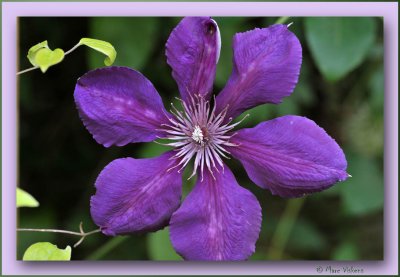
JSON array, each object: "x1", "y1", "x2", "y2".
[
  {"x1": 228, "y1": 116, "x2": 348, "y2": 198},
  {"x1": 216, "y1": 24, "x2": 302, "y2": 120},
  {"x1": 74, "y1": 66, "x2": 171, "y2": 147},
  {"x1": 90, "y1": 151, "x2": 182, "y2": 236},
  {"x1": 169, "y1": 165, "x2": 261, "y2": 261},
  {"x1": 166, "y1": 17, "x2": 221, "y2": 103}
]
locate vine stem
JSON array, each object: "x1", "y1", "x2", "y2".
[
  {"x1": 17, "y1": 222, "x2": 101, "y2": 248},
  {"x1": 275, "y1": 16, "x2": 291, "y2": 25},
  {"x1": 16, "y1": 66, "x2": 39, "y2": 75},
  {"x1": 64, "y1": 43, "x2": 80, "y2": 55},
  {"x1": 16, "y1": 42, "x2": 81, "y2": 76},
  {"x1": 267, "y1": 197, "x2": 305, "y2": 259}
]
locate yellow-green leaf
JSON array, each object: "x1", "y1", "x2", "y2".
[
  {"x1": 17, "y1": 188, "x2": 39, "y2": 208},
  {"x1": 78, "y1": 38, "x2": 116, "y2": 66},
  {"x1": 27, "y1": 40, "x2": 49, "y2": 66},
  {"x1": 34, "y1": 48, "x2": 65, "y2": 73},
  {"x1": 23, "y1": 242, "x2": 71, "y2": 261}
]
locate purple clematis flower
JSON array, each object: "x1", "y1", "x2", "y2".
[{"x1": 74, "y1": 17, "x2": 348, "y2": 261}]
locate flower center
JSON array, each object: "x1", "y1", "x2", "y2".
[
  {"x1": 191, "y1": 125, "x2": 204, "y2": 145},
  {"x1": 157, "y1": 95, "x2": 248, "y2": 180}
]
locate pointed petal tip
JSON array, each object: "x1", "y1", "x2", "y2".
[
  {"x1": 216, "y1": 24, "x2": 302, "y2": 119},
  {"x1": 337, "y1": 170, "x2": 351, "y2": 182},
  {"x1": 229, "y1": 116, "x2": 348, "y2": 198},
  {"x1": 100, "y1": 227, "x2": 116, "y2": 237}
]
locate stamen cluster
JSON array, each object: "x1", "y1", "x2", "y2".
[{"x1": 158, "y1": 95, "x2": 247, "y2": 180}]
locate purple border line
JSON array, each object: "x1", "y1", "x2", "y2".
[{"x1": 2, "y1": 2, "x2": 398, "y2": 276}]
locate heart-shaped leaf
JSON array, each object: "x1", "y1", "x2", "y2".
[
  {"x1": 23, "y1": 242, "x2": 71, "y2": 261},
  {"x1": 305, "y1": 17, "x2": 377, "y2": 82},
  {"x1": 34, "y1": 48, "x2": 65, "y2": 73},
  {"x1": 17, "y1": 188, "x2": 39, "y2": 208},
  {"x1": 27, "y1": 40, "x2": 49, "y2": 66},
  {"x1": 78, "y1": 38, "x2": 116, "y2": 66}
]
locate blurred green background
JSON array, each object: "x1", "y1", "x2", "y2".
[{"x1": 18, "y1": 17, "x2": 384, "y2": 260}]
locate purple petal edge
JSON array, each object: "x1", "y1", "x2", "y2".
[
  {"x1": 166, "y1": 17, "x2": 221, "y2": 103},
  {"x1": 228, "y1": 115, "x2": 348, "y2": 198},
  {"x1": 74, "y1": 66, "x2": 170, "y2": 147},
  {"x1": 216, "y1": 24, "x2": 302, "y2": 120},
  {"x1": 90, "y1": 151, "x2": 182, "y2": 236}
]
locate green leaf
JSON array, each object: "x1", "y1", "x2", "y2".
[
  {"x1": 27, "y1": 41, "x2": 65, "y2": 72},
  {"x1": 332, "y1": 241, "x2": 360, "y2": 260},
  {"x1": 305, "y1": 17, "x2": 377, "y2": 81},
  {"x1": 137, "y1": 141, "x2": 171, "y2": 159},
  {"x1": 27, "y1": 40, "x2": 49, "y2": 66},
  {"x1": 78, "y1": 38, "x2": 116, "y2": 66},
  {"x1": 34, "y1": 48, "x2": 65, "y2": 73},
  {"x1": 275, "y1": 97, "x2": 300, "y2": 116},
  {"x1": 16, "y1": 188, "x2": 39, "y2": 208},
  {"x1": 340, "y1": 152, "x2": 384, "y2": 215},
  {"x1": 147, "y1": 228, "x2": 182, "y2": 260},
  {"x1": 242, "y1": 104, "x2": 273, "y2": 128},
  {"x1": 23, "y1": 242, "x2": 71, "y2": 261},
  {"x1": 288, "y1": 219, "x2": 328, "y2": 252},
  {"x1": 88, "y1": 17, "x2": 158, "y2": 69}
]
